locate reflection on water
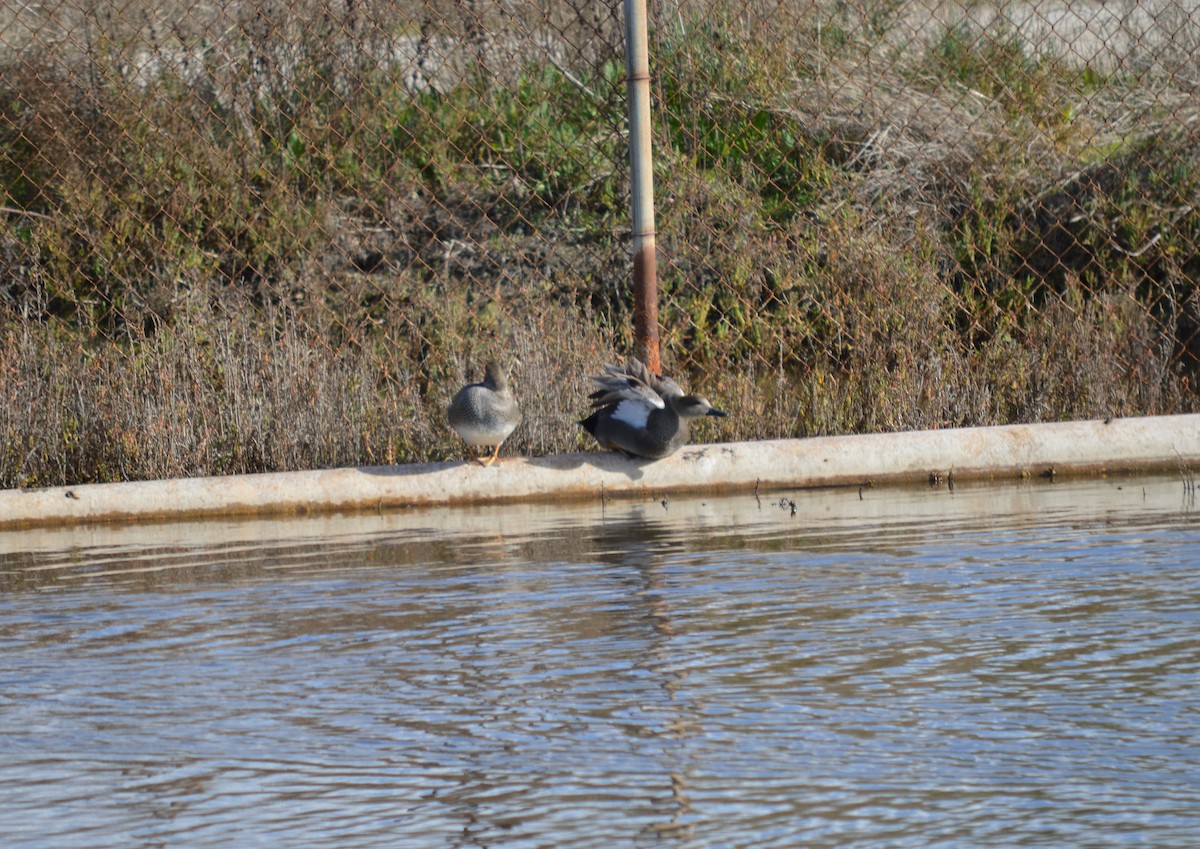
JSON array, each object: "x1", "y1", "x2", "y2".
[{"x1": 1, "y1": 476, "x2": 1199, "y2": 848}]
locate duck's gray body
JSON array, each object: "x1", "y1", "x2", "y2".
[
  {"x1": 580, "y1": 358, "x2": 727, "y2": 460},
  {"x1": 448, "y1": 361, "x2": 521, "y2": 465}
]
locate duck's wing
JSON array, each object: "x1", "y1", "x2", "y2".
[
  {"x1": 588, "y1": 378, "x2": 664, "y2": 410},
  {"x1": 652, "y1": 375, "x2": 685, "y2": 398},
  {"x1": 613, "y1": 357, "x2": 687, "y2": 400},
  {"x1": 588, "y1": 359, "x2": 665, "y2": 410},
  {"x1": 607, "y1": 357, "x2": 653, "y2": 383}
]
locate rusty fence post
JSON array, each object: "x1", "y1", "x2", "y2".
[{"x1": 624, "y1": 0, "x2": 661, "y2": 373}]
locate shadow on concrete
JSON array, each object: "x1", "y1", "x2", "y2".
[{"x1": 352, "y1": 450, "x2": 663, "y2": 483}]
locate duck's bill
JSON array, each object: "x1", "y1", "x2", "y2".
[{"x1": 706, "y1": 408, "x2": 729, "y2": 417}]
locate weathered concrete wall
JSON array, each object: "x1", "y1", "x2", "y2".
[
  {"x1": 1, "y1": 471, "x2": 1188, "y2": 576},
  {"x1": 904, "y1": 0, "x2": 1200, "y2": 71},
  {"x1": 2, "y1": 414, "x2": 1197, "y2": 530}
]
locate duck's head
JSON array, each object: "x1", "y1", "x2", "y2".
[
  {"x1": 670, "y1": 394, "x2": 728, "y2": 419},
  {"x1": 482, "y1": 361, "x2": 511, "y2": 392}
]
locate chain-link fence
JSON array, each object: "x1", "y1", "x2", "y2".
[{"x1": 2, "y1": 0, "x2": 1198, "y2": 487}]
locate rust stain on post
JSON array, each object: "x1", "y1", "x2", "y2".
[{"x1": 633, "y1": 238, "x2": 660, "y2": 372}]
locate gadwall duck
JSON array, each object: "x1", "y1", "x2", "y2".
[
  {"x1": 447, "y1": 361, "x2": 521, "y2": 466},
  {"x1": 579, "y1": 358, "x2": 727, "y2": 460}
]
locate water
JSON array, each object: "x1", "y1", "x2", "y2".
[{"x1": 2, "y1": 475, "x2": 1198, "y2": 848}]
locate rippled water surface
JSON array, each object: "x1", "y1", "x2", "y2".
[{"x1": 2, "y1": 476, "x2": 1199, "y2": 848}]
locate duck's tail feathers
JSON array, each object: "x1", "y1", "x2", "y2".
[{"x1": 578, "y1": 411, "x2": 602, "y2": 437}]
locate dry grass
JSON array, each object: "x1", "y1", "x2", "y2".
[{"x1": 0, "y1": 294, "x2": 619, "y2": 486}]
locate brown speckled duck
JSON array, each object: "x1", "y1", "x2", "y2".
[{"x1": 447, "y1": 361, "x2": 521, "y2": 466}]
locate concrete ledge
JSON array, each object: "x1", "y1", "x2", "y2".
[{"x1": 2, "y1": 414, "x2": 1198, "y2": 530}]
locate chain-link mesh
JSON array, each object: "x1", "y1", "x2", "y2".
[{"x1": 2, "y1": 0, "x2": 1198, "y2": 487}]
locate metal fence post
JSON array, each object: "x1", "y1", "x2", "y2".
[{"x1": 624, "y1": 0, "x2": 661, "y2": 373}]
